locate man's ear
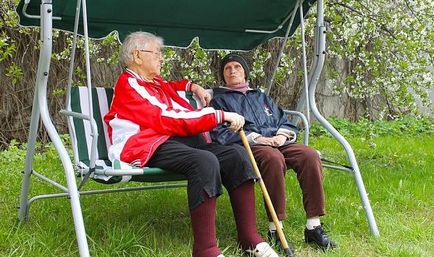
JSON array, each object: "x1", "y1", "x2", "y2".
[{"x1": 133, "y1": 50, "x2": 143, "y2": 65}]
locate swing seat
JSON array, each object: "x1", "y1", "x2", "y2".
[
  {"x1": 66, "y1": 86, "x2": 196, "y2": 184},
  {"x1": 66, "y1": 86, "x2": 311, "y2": 185}
]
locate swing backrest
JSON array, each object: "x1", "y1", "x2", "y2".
[
  {"x1": 67, "y1": 86, "x2": 209, "y2": 184},
  {"x1": 69, "y1": 87, "x2": 113, "y2": 167}
]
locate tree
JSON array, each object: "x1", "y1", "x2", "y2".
[{"x1": 325, "y1": 0, "x2": 434, "y2": 118}]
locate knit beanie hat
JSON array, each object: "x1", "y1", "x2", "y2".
[{"x1": 220, "y1": 53, "x2": 250, "y2": 83}]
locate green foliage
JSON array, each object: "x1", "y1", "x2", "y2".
[
  {"x1": 178, "y1": 38, "x2": 217, "y2": 86},
  {"x1": 5, "y1": 62, "x2": 22, "y2": 85},
  {"x1": 0, "y1": 33, "x2": 16, "y2": 61},
  {"x1": 326, "y1": 0, "x2": 434, "y2": 117},
  {"x1": 101, "y1": 34, "x2": 122, "y2": 65},
  {"x1": 160, "y1": 39, "x2": 219, "y2": 86},
  {"x1": 251, "y1": 48, "x2": 271, "y2": 88},
  {"x1": 0, "y1": 139, "x2": 28, "y2": 163},
  {"x1": 310, "y1": 115, "x2": 434, "y2": 139},
  {"x1": 0, "y1": 135, "x2": 71, "y2": 164},
  {"x1": 73, "y1": 66, "x2": 87, "y2": 86}
]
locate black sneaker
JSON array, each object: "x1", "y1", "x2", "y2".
[
  {"x1": 304, "y1": 225, "x2": 336, "y2": 250},
  {"x1": 267, "y1": 230, "x2": 295, "y2": 257}
]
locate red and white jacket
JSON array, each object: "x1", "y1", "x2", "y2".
[{"x1": 104, "y1": 70, "x2": 224, "y2": 167}]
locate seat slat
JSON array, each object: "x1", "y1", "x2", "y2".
[{"x1": 70, "y1": 87, "x2": 90, "y2": 163}]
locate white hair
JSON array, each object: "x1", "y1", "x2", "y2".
[{"x1": 120, "y1": 32, "x2": 163, "y2": 67}]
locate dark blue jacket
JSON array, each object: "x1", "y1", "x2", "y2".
[{"x1": 210, "y1": 87, "x2": 298, "y2": 145}]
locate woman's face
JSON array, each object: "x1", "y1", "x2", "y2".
[
  {"x1": 133, "y1": 41, "x2": 163, "y2": 79},
  {"x1": 223, "y1": 61, "x2": 246, "y2": 86}
]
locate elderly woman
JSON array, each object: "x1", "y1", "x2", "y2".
[
  {"x1": 211, "y1": 53, "x2": 336, "y2": 251},
  {"x1": 104, "y1": 32, "x2": 279, "y2": 257}
]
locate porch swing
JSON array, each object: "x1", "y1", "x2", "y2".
[{"x1": 17, "y1": 0, "x2": 379, "y2": 256}]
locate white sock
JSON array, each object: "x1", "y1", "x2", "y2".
[
  {"x1": 269, "y1": 221, "x2": 283, "y2": 231},
  {"x1": 306, "y1": 217, "x2": 321, "y2": 230}
]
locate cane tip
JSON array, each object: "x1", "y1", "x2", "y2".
[{"x1": 284, "y1": 248, "x2": 295, "y2": 257}]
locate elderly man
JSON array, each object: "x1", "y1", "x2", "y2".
[
  {"x1": 210, "y1": 53, "x2": 336, "y2": 251},
  {"x1": 104, "y1": 33, "x2": 280, "y2": 257}
]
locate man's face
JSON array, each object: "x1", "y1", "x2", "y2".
[
  {"x1": 133, "y1": 41, "x2": 163, "y2": 78},
  {"x1": 223, "y1": 61, "x2": 246, "y2": 87}
]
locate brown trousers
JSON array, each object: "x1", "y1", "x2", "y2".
[{"x1": 251, "y1": 143, "x2": 325, "y2": 221}]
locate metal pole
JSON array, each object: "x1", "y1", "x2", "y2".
[
  {"x1": 308, "y1": 0, "x2": 380, "y2": 237},
  {"x1": 65, "y1": 0, "x2": 82, "y2": 166},
  {"x1": 18, "y1": 70, "x2": 40, "y2": 222},
  {"x1": 266, "y1": 0, "x2": 301, "y2": 95},
  {"x1": 299, "y1": 1, "x2": 310, "y2": 124},
  {"x1": 30, "y1": 1, "x2": 91, "y2": 255},
  {"x1": 81, "y1": 0, "x2": 98, "y2": 170}
]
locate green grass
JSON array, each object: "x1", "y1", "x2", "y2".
[{"x1": 1, "y1": 134, "x2": 433, "y2": 256}]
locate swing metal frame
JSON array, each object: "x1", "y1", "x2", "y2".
[{"x1": 17, "y1": 1, "x2": 379, "y2": 256}]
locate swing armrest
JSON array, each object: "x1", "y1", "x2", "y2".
[
  {"x1": 60, "y1": 109, "x2": 99, "y2": 169},
  {"x1": 283, "y1": 110, "x2": 309, "y2": 146},
  {"x1": 60, "y1": 110, "x2": 99, "y2": 139},
  {"x1": 61, "y1": 110, "x2": 93, "y2": 122}
]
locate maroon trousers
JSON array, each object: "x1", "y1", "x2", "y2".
[{"x1": 251, "y1": 143, "x2": 325, "y2": 221}]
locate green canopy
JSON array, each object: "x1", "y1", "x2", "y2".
[{"x1": 18, "y1": 0, "x2": 316, "y2": 50}]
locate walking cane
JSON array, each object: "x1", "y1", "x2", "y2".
[{"x1": 239, "y1": 130, "x2": 295, "y2": 257}]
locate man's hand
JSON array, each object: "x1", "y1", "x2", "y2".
[
  {"x1": 223, "y1": 112, "x2": 245, "y2": 132},
  {"x1": 191, "y1": 83, "x2": 211, "y2": 107}
]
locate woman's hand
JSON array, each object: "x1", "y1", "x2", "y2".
[
  {"x1": 254, "y1": 135, "x2": 287, "y2": 147},
  {"x1": 271, "y1": 135, "x2": 288, "y2": 147},
  {"x1": 191, "y1": 83, "x2": 211, "y2": 107},
  {"x1": 254, "y1": 136, "x2": 275, "y2": 146}
]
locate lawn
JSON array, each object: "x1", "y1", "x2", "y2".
[{"x1": 0, "y1": 130, "x2": 433, "y2": 256}]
